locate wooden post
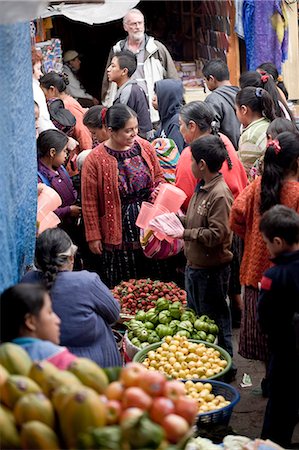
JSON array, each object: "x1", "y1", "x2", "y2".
[
  {"x1": 226, "y1": 1, "x2": 240, "y2": 86},
  {"x1": 282, "y1": 2, "x2": 299, "y2": 100}
]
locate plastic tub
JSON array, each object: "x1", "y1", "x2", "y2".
[
  {"x1": 38, "y1": 211, "x2": 60, "y2": 234},
  {"x1": 154, "y1": 184, "x2": 187, "y2": 213},
  {"x1": 37, "y1": 185, "x2": 62, "y2": 221}
]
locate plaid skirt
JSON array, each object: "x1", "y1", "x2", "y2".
[{"x1": 239, "y1": 286, "x2": 270, "y2": 361}]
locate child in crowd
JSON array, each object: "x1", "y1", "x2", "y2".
[
  {"x1": 0, "y1": 284, "x2": 76, "y2": 369},
  {"x1": 37, "y1": 129, "x2": 81, "y2": 230},
  {"x1": 230, "y1": 132, "x2": 299, "y2": 366},
  {"x1": 152, "y1": 79, "x2": 185, "y2": 153},
  {"x1": 236, "y1": 86, "x2": 275, "y2": 176},
  {"x1": 258, "y1": 205, "x2": 299, "y2": 448},
  {"x1": 256, "y1": 61, "x2": 289, "y2": 101},
  {"x1": 107, "y1": 50, "x2": 152, "y2": 139},
  {"x1": 166, "y1": 134, "x2": 234, "y2": 359}
]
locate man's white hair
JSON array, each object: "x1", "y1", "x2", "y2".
[{"x1": 123, "y1": 8, "x2": 144, "y2": 25}]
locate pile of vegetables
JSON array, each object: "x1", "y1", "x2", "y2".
[
  {"x1": 126, "y1": 299, "x2": 219, "y2": 349},
  {"x1": 142, "y1": 335, "x2": 228, "y2": 380},
  {"x1": 112, "y1": 279, "x2": 186, "y2": 316}
]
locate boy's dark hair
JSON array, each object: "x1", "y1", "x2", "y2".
[
  {"x1": 202, "y1": 59, "x2": 229, "y2": 82},
  {"x1": 83, "y1": 105, "x2": 106, "y2": 129},
  {"x1": 0, "y1": 284, "x2": 47, "y2": 342},
  {"x1": 113, "y1": 50, "x2": 137, "y2": 78},
  {"x1": 37, "y1": 129, "x2": 68, "y2": 158},
  {"x1": 260, "y1": 131, "x2": 299, "y2": 214},
  {"x1": 236, "y1": 87, "x2": 276, "y2": 122},
  {"x1": 191, "y1": 134, "x2": 227, "y2": 172},
  {"x1": 259, "y1": 205, "x2": 299, "y2": 245},
  {"x1": 35, "y1": 228, "x2": 74, "y2": 289}
]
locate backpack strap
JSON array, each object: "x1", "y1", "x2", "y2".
[
  {"x1": 37, "y1": 171, "x2": 51, "y2": 187},
  {"x1": 60, "y1": 165, "x2": 72, "y2": 181}
]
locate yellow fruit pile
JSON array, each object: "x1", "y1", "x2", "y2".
[
  {"x1": 142, "y1": 335, "x2": 228, "y2": 379},
  {"x1": 184, "y1": 380, "x2": 231, "y2": 414}
]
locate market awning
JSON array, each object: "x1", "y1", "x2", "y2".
[
  {"x1": 40, "y1": 0, "x2": 140, "y2": 25},
  {"x1": 0, "y1": 0, "x2": 139, "y2": 26}
]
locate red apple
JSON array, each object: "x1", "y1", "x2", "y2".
[
  {"x1": 162, "y1": 414, "x2": 190, "y2": 444},
  {"x1": 138, "y1": 371, "x2": 166, "y2": 397},
  {"x1": 122, "y1": 387, "x2": 152, "y2": 410},
  {"x1": 120, "y1": 363, "x2": 146, "y2": 388},
  {"x1": 163, "y1": 380, "x2": 186, "y2": 401},
  {"x1": 175, "y1": 397, "x2": 198, "y2": 425},
  {"x1": 149, "y1": 396, "x2": 175, "y2": 424},
  {"x1": 120, "y1": 407, "x2": 144, "y2": 425},
  {"x1": 105, "y1": 381, "x2": 125, "y2": 401},
  {"x1": 106, "y1": 400, "x2": 122, "y2": 425}
]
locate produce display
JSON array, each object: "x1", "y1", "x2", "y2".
[
  {"x1": 112, "y1": 278, "x2": 187, "y2": 315},
  {"x1": 126, "y1": 300, "x2": 219, "y2": 349},
  {"x1": 183, "y1": 380, "x2": 231, "y2": 414},
  {"x1": 0, "y1": 342, "x2": 198, "y2": 450},
  {"x1": 141, "y1": 336, "x2": 228, "y2": 380}
]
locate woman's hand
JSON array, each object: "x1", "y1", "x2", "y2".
[
  {"x1": 70, "y1": 205, "x2": 81, "y2": 217},
  {"x1": 89, "y1": 240, "x2": 103, "y2": 255}
]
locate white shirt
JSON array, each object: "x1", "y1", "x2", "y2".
[{"x1": 63, "y1": 65, "x2": 93, "y2": 100}]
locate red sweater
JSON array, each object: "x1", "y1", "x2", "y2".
[
  {"x1": 230, "y1": 178, "x2": 299, "y2": 287},
  {"x1": 81, "y1": 137, "x2": 165, "y2": 244},
  {"x1": 175, "y1": 133, "x2": 248, "y2": 212}
]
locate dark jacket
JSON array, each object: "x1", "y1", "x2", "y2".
[
  {"x1": 258, "y1": 250, "x2": 299, "y2": 352},
  {"x1": 205, "y1": 85, "x2": 240, "y2": 150},
  {"x1": 154, "y1": 79, "x2": 185, "y2": 153},
  {"x1": 183, "y1": 174, "x2": 233, "y2": 268},
  {"x1": 113, "y1": 80, "x2": 152, "y2": 137}
]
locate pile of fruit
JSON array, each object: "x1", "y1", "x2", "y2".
[
  {"x1": 142, "y1": 335, "x2": 228, "y2": 380},
  {"x1": 0, "y1": 342, "x2": 198, "y2": 449},
  {"x1": 184, "y1": 381, "x2": 231, "y2": 414},
  {"x1": 112, "y1": 278, "x2": 186, "y2": 315},
  {"x1": 126, "y1": 300, "x2": 219, "y2": 349}
]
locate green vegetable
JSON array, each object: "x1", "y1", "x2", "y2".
[
  {"x1": 131, "y1": 337, "x2": 141, "y2": 347},
  {"x1": 128, "y1": 331, "x2": 134, "y2": 340},
  {"x1": 155, "y1": 297, "x2": 171, "y2": 312},
  {"x1": 169, "y1": 301, "x2": 183, "y2": 319},
  {"x1": 199, "y1": 314, "x2": 210, "y2": 322},
  {"x1": 169, "y1": 320, "x2": 180, "y2": 334},
  {"x1": 137, "y1": 329, "x2": 149, "y2": 342},
  {"x1": 156, "y1": 324, "x2": 171, "y2": 338},
  {"x1": 180, "y1": 310, "x2": 196, "y2": 324},
  {"x1": 194, "y1": 319, "x2": 210, "y2": 333},
  {"x1": 178, "y1": 320, "x2": 193, "y2": 332},
  {"x1": 128, "y1": 320, "x2": 144, "y2": 331},
  {"x1": 159, "y1": 310, "x2": 172, "y2": 325},
  {"x1": 121, "y1": 414, "x2": 165, "y2": 449},
  {"x1": 135, "y1": 310, "x2": 146, "y2": 322},
  {"x1": 144, "y1": 321, "x2": 155, "y2": 330},
  {"x1": 92, "y1": 426, "x2": 121, "y2": 449},
  {"x1": 145, "y1": 310, "x2": 159, "y2": 326},
  {"x1": 206, "y1": 334, "x2": 216, "y2": 343},
  {"x1": 103, "y1": 366, "x2": 122, "y2": 383},
  {"x1": 148, "y1": 332, "x2": 160, "y2": 344},
  {"x1": 197, "y1": 331, "x2": 207, "y2": 341},
  {"x1": 208, "y1": 323, "x2": 219, "y2": 335},
  {"x1": 176, "y1": 330, "x2": 190, "y2": 338},
  {"x1": 140, "y1": 342, "x2": 149, "y2": 349}
]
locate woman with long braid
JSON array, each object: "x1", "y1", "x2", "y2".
[{"x1": 22, "y1": 228, "x2": 121, "y2": 367}]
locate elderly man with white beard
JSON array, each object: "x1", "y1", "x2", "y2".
[{"x1": 101, "y1": 8, "x2": 179, "y2": 125}]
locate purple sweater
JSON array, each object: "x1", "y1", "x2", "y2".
[{"x1": 38, "y1": 160, "x2": 77, "y2": 220}]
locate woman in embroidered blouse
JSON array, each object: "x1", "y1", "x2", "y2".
[{"x1": 81, "y1": 104, "x2": 165, "y2": 288}]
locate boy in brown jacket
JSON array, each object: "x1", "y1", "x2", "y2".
[{"x1": 168, "y1": 134, "x2": 234, "y2": 357}]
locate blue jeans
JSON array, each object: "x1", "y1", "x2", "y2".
[{"x1": 185, "y1": 265, "x2": 233, "y2": 357}]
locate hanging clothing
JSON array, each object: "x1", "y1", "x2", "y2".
[{"x1": 242, "y1": 0, "x2": 288, "y2": 72}]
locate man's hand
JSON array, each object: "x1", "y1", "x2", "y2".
[{"x1": 89, "y1": 240, "x2": 103, "y2": 255}]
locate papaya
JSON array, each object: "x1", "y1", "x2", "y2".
[
  {"x1": 0, "y1": 364, "x2": 9, "y2": 387},
  {"x1": 14, "y1": 392, "x2": 55, "y2": 428},
  {"x1": 59, "y1": 387, "x2": 107, "y2": 448},
  {"x1": 28, "y1": 361, "x2": 58, "y2": 388},
  {"x1": 40, "y1": 369, "x2": 82, "y2": 398},
  {"x1": 20, "y1": 420, "x2": 60, "y2": 450},
  {"x1": 68, "y1": 357, "x2": 109, "y2": 394},
  {"x1": 1, "y1": 375, "x2": 42, "y2": 409},
  {"x1": 0, "y1": 404, "x2": 21, "y2": 449},
  {"x1": 0, "y1": 342, "x2": 32, "y2": 376},
  {"x1": 51, "y1": 384, "x2": 86, "y2": 413}
]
